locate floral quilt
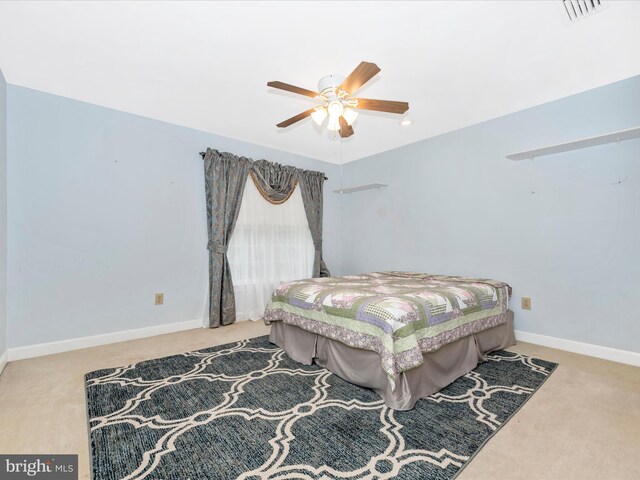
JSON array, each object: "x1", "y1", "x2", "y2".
[{"x1": 263, "y1": 272, "x2": 511, "y2": 387}]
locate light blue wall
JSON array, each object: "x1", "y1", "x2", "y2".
[
  {"x1": 6, "y1": 76, "x2": 640, "y2": 354},
  {"x1": 6, "y1": 86, "x2": 341, "y2": 349},
  {"x1": 0, "y1": 69, "x2": 6, "y2": 359},
  {"x1": 341, "y1": 75, "x2": 640, "y2": 353}
]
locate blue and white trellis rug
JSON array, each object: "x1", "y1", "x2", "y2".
[{"x1": 85, "y1": 335, "x2": 557, "y2": 480}]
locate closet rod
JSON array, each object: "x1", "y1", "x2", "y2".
[{"x1": 199, "y1": 152, "x2": 328, "y2": 180}]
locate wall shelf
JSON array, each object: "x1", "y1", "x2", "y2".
[
  {"x1": 333, "y1": 183, "x2": 388, "y2": 194},
  {"x1": 506, "y1": 126, "x2": 640, "y2": 161}
]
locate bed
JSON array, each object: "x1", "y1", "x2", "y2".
[{"x1": 263, "y1": 271, "x2": 515, "y2": 410}]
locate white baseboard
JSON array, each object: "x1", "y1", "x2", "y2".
[
  {"x1": 7, "y1": 319, "x2": 203, "y2": 362},
  {"x1": 0, "y1": 350, "x2": 7, "y2": 376},
  {"x1": 515, "y1": 330, "x2": 640, "y2": 367},
  {"x1": 6, "y1": 321, "x2": 638, "y2": 367}
]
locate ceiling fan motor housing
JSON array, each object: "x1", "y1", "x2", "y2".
[{"x1": 318, "y1": 74, "x2": 346, "y2": 97}]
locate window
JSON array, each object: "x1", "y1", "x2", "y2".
[{"x1": 227, "y1": 177, "x2": 314, "y2": 320}]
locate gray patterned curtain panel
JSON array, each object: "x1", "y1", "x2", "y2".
[
  {"x1": 299, "y1": 171, "x2": 331, "y2": 278},
  {"x1": 203, "y1": 149, "x2": 251, "y2": 328},
  {"x1": 202, "y1": 148, "x2": 330, "y2": 328}
]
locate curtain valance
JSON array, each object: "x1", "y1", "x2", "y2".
[{"x1": 250, "y1": 159, "x2": 299, "y2": 205}]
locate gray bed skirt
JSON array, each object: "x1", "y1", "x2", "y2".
[{"x1": 269, "y1": 310, "x2": 516, "y2": 410}]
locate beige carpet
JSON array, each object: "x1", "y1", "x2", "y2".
[{"x1": 0, "y1": 320, "x2": 638, "y2": 480}]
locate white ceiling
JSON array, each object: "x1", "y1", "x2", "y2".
[{"x1": 1, "y1": 1, "x2": 639, "y2": 164}]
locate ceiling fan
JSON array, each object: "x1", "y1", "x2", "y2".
[{"x1": 267, "y1": 61, "x2": 409, "y2": 138}]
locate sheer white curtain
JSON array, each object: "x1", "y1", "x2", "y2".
[{"x1": 228, "y1": 177, "x2": 315, "y2": 320}]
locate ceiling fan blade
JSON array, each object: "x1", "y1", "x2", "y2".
[
  {"x1": 355, "y1": 98, "x2": 409, "y2": 114},
  {"x1": 276, "y1": 108, "x2": 316, "y2": 128},
  {"x1": 267, "y1": 81, "x2": 321, "y2": 98},
  {"x1": 339, "y1": 116, "x2": 354, "y2": 138},
  {"x1": 338, "y1": 61, "x2": 381, "y2": 94}
]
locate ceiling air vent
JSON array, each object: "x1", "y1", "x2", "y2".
[{"x1": 562, "y1": 0, "x2": 605, "y2": 22}]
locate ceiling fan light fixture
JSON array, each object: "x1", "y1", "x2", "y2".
[
  {"x1": 327, "y1": 100, "x2": 344, "y2": 118},
  {"x1": 342, "y1": 108, "x2": 358, "y2": 126},
  {"x1": 327, "y1": 115, "x2": 341, "y2": 132},
  {"x1": 311, "y1": 107, "x2": 328, "y2": 126}
]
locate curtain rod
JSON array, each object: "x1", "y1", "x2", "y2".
[{"x1": 199, "y1": 152, "x2": 328, "y2": 180}]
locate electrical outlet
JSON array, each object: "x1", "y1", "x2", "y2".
[
  {"x1": 521, "y1": 297, "x2": 532, "y2": 310},
  {"x1": 155, "y1": 293, "x2": 164, "y2": 305}
]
